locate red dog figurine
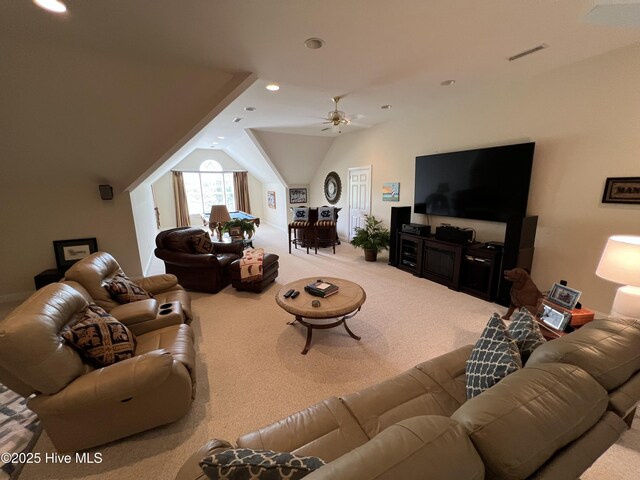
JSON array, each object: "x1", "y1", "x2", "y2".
[{"x1": 502, "y1": 268, "x2": 543, "y2": 320}]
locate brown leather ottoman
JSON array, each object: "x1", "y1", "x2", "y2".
[{"x1": 230, "y1": 253, "x2": 279, "y2": 293}]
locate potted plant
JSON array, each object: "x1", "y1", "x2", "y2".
[
  {"x1": 222, "y1": 218, "x2": 256, "y2": 239},
  {"x1": 350, "y1": 215, "x2": 391, "y2": 262}
]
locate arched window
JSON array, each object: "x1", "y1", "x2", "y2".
[
  {"x1": 183, "y1": 160, "x2": 236, "y2": 214},
  {"x1": 200, "y1": 160, "x2": 223, "y2": 172}
]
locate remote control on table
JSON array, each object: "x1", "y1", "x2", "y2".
[
  {"x1": 283, "y1": 289, "x2": 295, "y2": 298},
  {"x1": 290, "y1": 290, "x2": 300, "y2": 299}
]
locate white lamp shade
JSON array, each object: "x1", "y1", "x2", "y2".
[{"x1": 596, "y1": 235, "x2": 640, "y2": 286}]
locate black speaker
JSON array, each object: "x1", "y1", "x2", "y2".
[
  {"x1": 389, "y1": 206, "x2": 412, "y2": 266},
  {"x1": 99, "y1": 184, "x2": 113, "y2": 200},
  {"x1": 496, "y1": 216, "x2": 538, "y2": 306}
]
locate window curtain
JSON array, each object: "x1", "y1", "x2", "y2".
[
  {"x1": 172, "y1": 171, "x2": 190, "y2": 227},
  {"x1": 234, "y1": 171, "x2": 251, "y2": 214}
]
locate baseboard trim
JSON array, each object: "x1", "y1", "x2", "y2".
[{"x1": 0, "y1": 291, "x2": 33, "y2": 304}]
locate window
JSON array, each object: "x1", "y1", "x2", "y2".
[{"x1": 183, "y1": 160, "x2": 236, "y2": 214}]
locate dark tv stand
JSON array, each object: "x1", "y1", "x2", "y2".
[
  {"x1": 396, "y1": 216, "x2": 537, "y2": 304},
  {"x1": 397, "y1": 233, "x2": 464, "y2": 289}
]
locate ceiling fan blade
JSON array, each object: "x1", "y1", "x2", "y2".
[{"x1": 321, "y1": 127, "x2": 331, "y2": 131}]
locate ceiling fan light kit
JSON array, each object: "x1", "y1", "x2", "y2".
[{"x1": 321, "y1": 96, "x2": 351, "y2": 133}]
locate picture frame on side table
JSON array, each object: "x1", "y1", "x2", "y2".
[
  {"x1": 53, "y1": 238, "x2": 98, "y2": 271},
  {"x1": 547, "y1": 282, "x2": 582, "y2": 310},
  {"x1": 602, "y1": 177, "x2": 640, "y2": 204},
  {"x1": 289, "y1": 188, "x2": 308, "y2": 204},
  {"x1": 539, "y1": 302, "x2": 572, "y2": 332}
]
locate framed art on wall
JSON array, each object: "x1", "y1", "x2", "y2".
[
  {"x1": 382, "y1": 182, "x2": 400, "y2": 201},
  {"x1": 53, "y1": 238, "x2": 98, "y2": 271},
  {"x1": 267, "y1": 191, "x2": 276, "y2": 209},
  {"x1": 289, "y1": 188, "x2": 307, "y2": 204},
  {"x1": 602, "y1": 177, "x2": 640, "y2": 204}
]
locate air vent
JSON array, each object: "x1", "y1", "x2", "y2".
[{"x1": 508, "y1": 44, "x2": 548, "y2": 62}]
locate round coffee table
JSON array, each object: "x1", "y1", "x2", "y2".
[{"x1": 276, "y1": 277, "x2": 367, "y2": 354}]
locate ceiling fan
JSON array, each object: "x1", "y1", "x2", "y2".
[{"x1": 321, "y1": 96, "x2": 350, "y2": 133}]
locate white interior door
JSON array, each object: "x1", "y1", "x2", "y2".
[{"x1": 348, "y1": 166, "x2": 372, "y2": 240}]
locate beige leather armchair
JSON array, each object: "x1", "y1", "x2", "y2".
[
  {"x1": 0, "y1": 282, "x2": 196, "y2": 453},
  {"x1": 65, "y1": 251, "x2": 192, "y2": 322}
]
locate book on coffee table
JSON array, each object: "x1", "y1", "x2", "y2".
[{"x1": 304, "y1": 281, "x2": 339, "y2": 297}]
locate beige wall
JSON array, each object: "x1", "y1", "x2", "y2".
[
  {"x1": 1, "y1": 40, "x2": 238, "y2": 299},
  {"x1": 310, "y1": 44, "x2": 640, "y2": 314},
  {"x1": 153, "y1": 148, "x2": 264, "y2": 230},
  {"x1": 263, "y1": 183, "x2": 288, "y2": 230}
]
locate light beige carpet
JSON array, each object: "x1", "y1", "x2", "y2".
[{"x1": 2, "y1": 223, "x2": 637, "y2": 479}]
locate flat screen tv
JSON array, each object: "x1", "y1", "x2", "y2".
[{"x1": 414, "y1": 142, "x2": 535, "y2": 223}]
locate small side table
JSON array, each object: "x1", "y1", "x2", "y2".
[
  {"x1": 536, "y1": 306, "x2": 596, "y2": 340},
  {"x1": 34, "y1": 269, "x2": 64, "y2": 289}
]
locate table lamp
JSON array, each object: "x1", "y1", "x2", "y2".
[
  {"x1": 209, "y1": 205, "x2": 231, "y2": 241},
  {"x1": 596, "y1": 235, "x2": 640, "y2": 319}
]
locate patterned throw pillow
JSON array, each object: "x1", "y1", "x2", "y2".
[
  {"x1": 104, "y1": 273, "x2": 153, "y2": 304},
  {"x1": 200, "y1": 448, "x2": 326, "y2": 480},
  {"x1": 293, "y1": 207, "x2": 310, "y2": 222},
  {"x1": 62, "y1": 303, "x2": 136, "y2": 367},
  {"x1": 191, "y1": 231, "x2": 216, "y2": 254},
  {"x1": 507, "y1": 308, "x2": 546, "y2": 363},
  {"x1": 466, "y1": 313, "x2": 522, "y2": 399},
  {"x1": 318, "y1": 206, "x2": 335, "y2": 221}
]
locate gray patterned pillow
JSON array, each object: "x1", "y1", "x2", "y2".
[
  {"x1": 200, "y1": 448, "x2": 326, "y2": 480},
  {"x1": 466, "y1": 313, "x2": 522, "y2": 399},
  {"x1": 507, "y1": 308, "x2": 546, "y2": 363}
]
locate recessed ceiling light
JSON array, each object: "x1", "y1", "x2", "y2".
[
  {"x1": 381, "y1": 104, "x2": 392, "y2": 110},
  {"x1": 304, "y1": 38, "x2": 325, "y2": 50},
  {"x1": 244, "y1": 107, "x2": 256, "y2": 112},
  {"x1": 217, "y1": 136, "x2": 225, "y2": 139},
  {"x1": 33, "y1": 0, "x2": 67, "y2": 13},
  {"x1": 210, "y1": 143, "x2": 218, "y2": 146},
  {"x1": 266, "y1": 84, "x2": 280, "y2": 91},
  {"x1": 440, "y1": 80, "x2": 456, "y2": 86}
]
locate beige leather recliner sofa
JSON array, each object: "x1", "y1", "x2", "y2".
[
  {"x1": 178, "y1": 317, "x2": 640, "y2": 479},
  {"x1": 65, "y1": 251, "x2": 193, "y2": 331},
  {"x1": 0, "y1": 253, "x2": 197, "y2": 453}
]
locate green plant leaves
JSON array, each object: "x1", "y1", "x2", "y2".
[{"x1": 349, "y1": 215, "x2": 391, "y2": 253}]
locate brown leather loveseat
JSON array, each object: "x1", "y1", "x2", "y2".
[
  {"x1": 178, "y1": 317, "x2": 640, "y2": 479},
  {"x1": 155, "y1": 227, "x2": 244, "y2": 293}
]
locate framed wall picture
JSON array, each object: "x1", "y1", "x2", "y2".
[
  {"x1": 382, "y1": 182, "x2": 400, "y2": 201},
  {"x1": 267, "y1": 191, "x2": 276, "y2": 209},
  {"x1": 289, "y1": 188, "x2": 308, "y2": 204},
  {"x1": 602, "y1": 177, "x2": 640, "y2": 204},
  {"x1": 53, "y1": 238, "x2": 98, "y2": 271}
]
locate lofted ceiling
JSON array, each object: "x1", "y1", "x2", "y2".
[{"x1": 6, "y1": 0, "x2": 640, "y2": 152}]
